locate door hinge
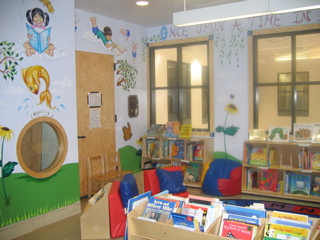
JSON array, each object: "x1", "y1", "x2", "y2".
[{"x1": 115, "y1": 114, "x2": 117, "y2": 122}]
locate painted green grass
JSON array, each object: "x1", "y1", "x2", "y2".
[{"x1": 0, "y1": 163, "x2": 80, "y2": 228}]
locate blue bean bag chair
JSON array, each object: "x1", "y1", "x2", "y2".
[{"x1": 202, "y1": 158, "x2": 242, "y2": 196}]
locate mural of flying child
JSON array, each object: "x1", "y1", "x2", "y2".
[{"x1": 90, "y1": 17, "x2": 127, "y2": 56}]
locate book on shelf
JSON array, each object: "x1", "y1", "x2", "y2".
[
  {"x1": 268, "y1": 126, "x2": 290, "y2": 142},
  {"x1": 187, "y1": 195, "x2": 219, "y2": 206},
  {"x1": 263, "y1": 222, "x2": 310, "y2": 240},
  {"x1": 249, "y1": 129, "x2": 266, "y2": 141},
  {"x1": 269, "y1": 216, "x2": 311, "y2": 229},
  {"x1": 224, "y1": 205, "x2": 266, "y2": 218},
  {"x1": 293, "y1": 123, "x2": 313, "y2": 142},
  {"x1": 179, "y1": 125, "x2": 192, "y2": 138},
  {"x1": 146, "y1": 138, "x2": 160, "y2": 158},
  {"x1": 268, "y1": 149, "x2": 277, "y2": 167},
  {"x1": 270, "y1": 211, "x2": 309, "y2": 222},
  {"x1": 165, "y1": 122, "x2": 180, "y2": 138},
  {"x1": 186, "y1": 142, "x2": 197, "y2": 161},
  {"x1": 193, "y1": 144, "x2": 204, "y2": 161},
  {"x1": 141, "y1": 196, "x2": 178, "y2": 223},
  {"x1": 184, "y1": 162, "x2": 200, "y2": 182},
  {"x1": 312, "y1": 123, "x2": 320, "y2": 143},
  {"x1": 171, "y1": 212, "x2": 195, "y2": 231},
  {"x1": 246, "y1": 167, "x2": 257, "y2": 189},
  {"x1": 309, "y1": 151, "x2": 320, "y2": 171},
  {"x1": 248, "y1": 148, "x2": 268, "y2": 166},
  {"x1": 289, "y1": 173, "x2": 312, "y2": 195},
  {"x1": 311, "y1": 175, "x2": 320, "y2": 196},
  {"x1": 147, "y1": 124, "x2": 166, "y2": 137},
  {"x1": 172, "y1": 140, "x2": 184, "y2": 160},
  {"x1": 219, "y1": 217, "x2": 259, "y2": 240},
  {"x1": 259, "y1": 169, "x2": 278, "y2": 192}
]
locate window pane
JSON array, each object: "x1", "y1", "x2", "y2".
[
  {"x1": 155, "y1": 89, "x2": 178, "y2": 124},
  {"x1": 182, "y1": 45, "x2": 208, "y2": 86},
  {"x1": 297, "y1": 85, "x2": 320, "y2": 123},
  {"x1": 155, "y1": 48, "x2": 177, "y2": 87},
  {"x1": 258, "y1": 37, "x2": 291, "y2": 83},
  {"x1": 296, "y1": 33, "x2": 320, "y2": 82},
  {"x1": 258, "y1": 86, "x2": 291, "y2": 130}
]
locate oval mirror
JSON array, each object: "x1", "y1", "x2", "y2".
[{"x1": 16, "y1": 117, "x2": 68, "y2": 178}]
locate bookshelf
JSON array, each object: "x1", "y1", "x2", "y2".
[
  {"x1": 242, "y1": 141, "x2": 320, "y2": 203},
  {"x1": 142, "y1": 136, "x2": 214, "y2": 188}
]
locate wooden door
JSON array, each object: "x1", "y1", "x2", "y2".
[{"x1": 76, "y1": 51, "x2": 116, "y2": 197}]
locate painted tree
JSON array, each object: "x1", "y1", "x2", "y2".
[
  {"x1": 116, "y1": 59, "x2": 138, "y2": 91},
  {"x1": 0, "y1": 41, "x2": 23, "y2": 81}
]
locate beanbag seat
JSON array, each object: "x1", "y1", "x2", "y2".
[{"x1": 202, "y1": 158, "x2": 242, "y2": 196}]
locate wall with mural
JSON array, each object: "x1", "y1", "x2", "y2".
[
  {"x1": 148, "y1": 10, "x2": 320, "y2": 161},
  {"x1": 0, "y1": 0, "x2": 78, "y2": 231},
  {"x1": 75, "y1": 9, "x2": 149, "y2": 151}
]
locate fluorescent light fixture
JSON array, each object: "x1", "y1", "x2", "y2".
[
  {"x1": 136, "y1": 1, "x2": 149, "y2": 6},
  {"x1": 173, "y1": 0, "x2": 320, "y2": 27}
]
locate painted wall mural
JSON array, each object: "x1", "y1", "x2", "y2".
[{"x1": 1, "y1": 0, "x2": 78, "y2": 230}]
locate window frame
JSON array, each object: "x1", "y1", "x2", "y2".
[
  {"x1": 249, "y1": 23, "x2": 320, "y2": 132},
  {"x1": 148, "y1": 36, "x2": 214, "y2": 132}
]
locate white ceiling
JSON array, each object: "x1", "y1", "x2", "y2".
[{"x1": 75, "y1": 0, "x2": 243, "y2": 28}]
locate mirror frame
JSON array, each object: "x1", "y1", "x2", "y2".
[{"x1": 16, "y1": 117, "x2": 68, "y2": 178}]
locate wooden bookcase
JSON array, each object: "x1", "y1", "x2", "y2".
[
  {"x1": 242, "y1": 140, "x2": 320, "y2": 203},
  {"x1": 141, "y1": 136, "x2": 214, "y2": 188}
]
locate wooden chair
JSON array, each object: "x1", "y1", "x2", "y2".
[
  {"x1": 105, "y1": 151, "x2": 133, "y2": 181},
  {"x1": 87, "y1": 154, "x2": 119, "y2": 198}
]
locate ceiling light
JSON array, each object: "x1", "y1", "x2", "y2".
[
  {"x1": 136, "y1": 1, "x2": 149, "y2": 6},
  {"x1": 173, "y1": 0, "x2": 320, "y2": 27}
]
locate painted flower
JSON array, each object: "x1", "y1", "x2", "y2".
[
  {"x1": 225, "y1": 103, "x2": 238, "y2": 115},
  {"x1": 0, "y1": 126, "x2": 14, "y2": 142}
]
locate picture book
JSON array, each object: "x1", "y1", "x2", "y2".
[
  {"x1": 193, "y1": 144, "x2": 204, "y2": 161},
  {"x1": 269, "y1": 217, "x2": 311, "y2": 229},
  {"x1": 146, "y1": 139, "x2": 160, "y2": 158},
  {"x1": 166, "y1": 122, "x2": 180, "y2": 138},
  {"x1": 148, "y1": 124, "x2": 166, "y2": 137},
  {"x1": 311, "y1": 175, "x2": 320, "y2": 196},
  {"x1": 187, "y1": 195, "x2": 218, "y2": 206},
  {"x1": 294, "y1": 123, "x2": 313, "y2": 142},
  {"x1": 26, "y1": 24, "x2": 51, "y2": 53},
  {"x1": 179, "y1": 125, "x2": 192, "y2": 138},
  {"x1": 186, "y1": 142, "x2": 197, "y2": 161},
  {"x1": 259, "y1": 169, "x2": 278, "y2": 192},
  {"x1": 224, "y1": 205, "x2": 266, "y2": 218},
  {"x1": 270, "y1": 211, "x2": 309, "y2": 222},
  {"x1": 172, "y1": 140, "x2": 184, "y2": 159},
  {"x1": 184, "y1": 162, "x2": 200, "y2": 182},
  {"x1": 246, "y1": 167, "x2": 257, "y2": 189},
  {"x1": 310, "y1": 152, "x2": 320, "y2": 170},
  {"x1": 142, "y1": 196, "x2": 177, "y2": 223},
  {"x1": 264, "y1": 222, "x2": 310, "y2": 240},
  {"x1": 289, "y1": 173, "x2": 311, "y2": 195},
  {"x1": 268, "y1": 149, "x2": 278, "y2": 167},
  {"x1": 219, "y1": 219, "x2": 258, "y2": 240},
  {"x1": 171, "y1": 212, "x2": 195, "y2": 231},
  {"x1": 222, "y1": 213, "x2": 261, "y2": 226},
  {"x1": 249, "y1": 129, "x2": 266, "y2": 141},
  {"x1": 249, "y1": 148, "x2": 268, "y2": 166},
  {"x1": 268, "y1": 126, "x2": 290, "y2": 142},
  {"x1": 312, "y1": 123, "x2": 320, "y2": 143}
]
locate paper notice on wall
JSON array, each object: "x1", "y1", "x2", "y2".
[{"x1": 89, "y1": 108, "x2": 101, "y2": 128}]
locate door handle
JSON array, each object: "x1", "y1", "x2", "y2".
[{"x1": 78, "y1": 136, "x2": 86, "y2": 139}]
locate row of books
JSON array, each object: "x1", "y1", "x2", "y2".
[
  {"x1": 246, "y1": 147, "x2": 320, "y2": 171},
  {"x1": 284, "y1": 172, "x2": 320, "y2": 196},
  {"x1": 130, "y1": 191, "x2": 319, "y2": 240},
  {"x1": 245, "y1": 168, "x2": 320, "y2": 196},
  {"x1": 140, "y1": 194, "x2": 223, "y2": 232},
  {"x1": 147, "y1": 122, "x2": 193, "y2": 138}
]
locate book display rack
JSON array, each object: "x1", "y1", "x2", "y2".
[
  {"x1": 141, "y1": 136, "x2": 214, "y2": 188},
  {"x1": 242, "y1": 141, "x2": 320, "y2": 203}
]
